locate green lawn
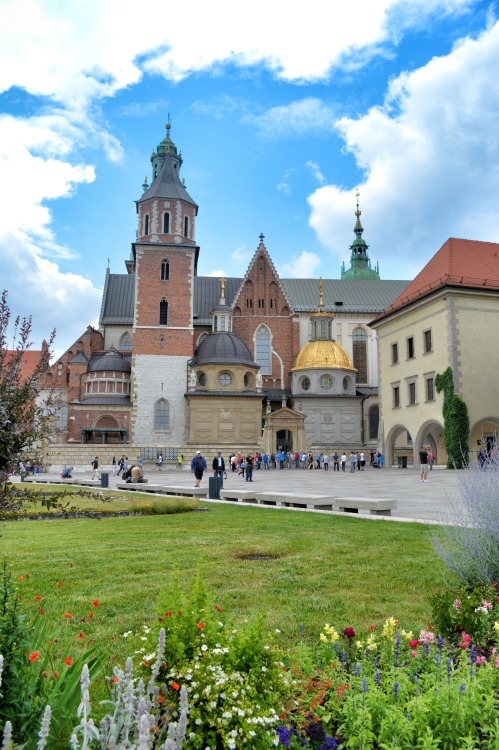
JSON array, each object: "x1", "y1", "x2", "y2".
[{"x1": 1, "y1": 499, "x2": 448, "y2": 666}]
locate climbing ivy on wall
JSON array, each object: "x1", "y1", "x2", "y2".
[{"x1": 435, "y1": 366, "x2": 469, "y2": 469}]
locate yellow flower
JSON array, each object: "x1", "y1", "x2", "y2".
[
  {"x1": 494, "y1": 621, "x2": 499, "y2": 632},
  {"x1": 382, "y1": 616, "x2": 398, "y2": 641},
  {"x1": 320, "y1": 633, "x2": 328, "y2": 642},
  {"x1": 401, "y1": 630, "x2": 413, "y2": 641},
  {"x1": 356, "y1": 641, "x2": 364, "y2": 649}
]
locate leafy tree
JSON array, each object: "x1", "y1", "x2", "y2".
[
  {"x1": 435, "y1": 366, "x2": 469, "y2": 469},
  {"x1": 0, "y1": 290, "x2": 55, "y2": 482}
]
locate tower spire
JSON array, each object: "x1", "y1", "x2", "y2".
[{"x1": 341, "y1": 190, "x2": 380, "y2": 280}]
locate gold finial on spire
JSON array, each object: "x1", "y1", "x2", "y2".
[
  {"x1": 166, "y1": 113, "x2": 171, "y2": 132},
  {"x1": 318, "y1": 277, "x2": 324, "y2": 311},
  {"x1": 220, "y1": 275, "x2": 225, "y2": 300},
  {"x1": 355, "y1": 189, "x2": 361, "y2": 219}
]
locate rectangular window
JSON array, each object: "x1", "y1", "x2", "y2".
[
  {"x1": 391, "y1": 342, "x2": 398, "y2": 364},
  {"x1": 426, "y1": 377, "x2": 435, "y2": 401},
  {"x1": 393, "y1": 386, "x2": 400, "y2": 408},
  {"x1": 423, "y1": 329, "x2": 432, "y2": 353},
  {"x1": 407, "y1": 337, "x2": 414, "y2": 359},
  {"x1": 258, "y1": 299, "x2": 265, "y2": 309},
  {"x1": 246, "y1": 298, "x2": 253, "y2": 309},
  {"x1": 409, "y1": 381, "x2": 416, "y2": 405}
]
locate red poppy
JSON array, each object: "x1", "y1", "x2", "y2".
[
  {"x1": 112, "y1": 677, "x2": 119, "y2": 683},
  {"x1": 214, "y1": 605, "x2": 222, "y2": 612},
  {"x1": 88, "y1": 612, "x2": 94, "y2": 619},
  {"x1": 34, "y1": 595, "x2": 43, "y2": 601},
  {"x1": 57, "y1": 582, "x2": 63, "y2": 587},
  {"x1": 197, "y1": 622, "x2": 205, "y2": 629},
  {"x1": 77, "y1": 632, "x2": 84, "y2": 641},
  {"x1": 171, "y1": 681, "x2": 180, "y2": 691},
  {"x1": 91, "y1": 600, "x2": 99, "y2": 607},
  {"x1": 178, "y1": 610, "x2": 183, "y2": 616},
  {"x1": 64, "y1": 613, "x2": 73, "y2": 619},
  {"x1": 369, "y1": 625, "x2": 376, "y2": 631},
  {"x1": 18, "y1": 576, "x2": 24, "y2": 581},
  {"x1": 39, "y1": 609, "x2": 44, "y2": 615},
  {"x1": 64, "y1": 657, "x2": 73, "y2": 666},
  {"x1": 28, "y1": 651, "x2": 40, "y2": 662},
  {"x1": 144, "y1": 660, "x2": 150, "y2": 667},
  {"x1": 158, "y1": 695, "x2": 165, "y2": 704},
  {"x1": 164, "y1": 611, "x2": 173, "y2": 616}
]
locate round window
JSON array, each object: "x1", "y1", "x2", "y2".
[
  {"x1": 219, "y1": 372, "x2": 232, "y2": 386},
  {"x1": 343, "y1": 377, "x2": 349, "y2": 391},
  {"x1": 198, "y1": 372, "x2": 207, "y2": 387},
  {"x1": 301, "y1": 376, "x2": 311, "y2": 391},
  {"x1": 244, "y1": 373, "x2": 251, "y2": 387},
  {"x1": 320, "y1": 374, "x2": 333, "y2": 390}
]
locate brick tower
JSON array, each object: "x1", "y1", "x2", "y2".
[{"x1": 130, "y1": 122, "x2": 199, "y2": 445}]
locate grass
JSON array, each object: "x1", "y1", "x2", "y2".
[{"x1": 0, "y1": 500, "x2": 449, "y2": 669}]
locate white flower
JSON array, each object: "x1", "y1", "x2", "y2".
[
  {"x1": 261, "y1": 666, "x2": 267, "y2": 672},
  {"x1": 140, "y1": 637, "x2": 147, "y2": 641},
  {"x1": 275, "y1": 629, "x2": 281, "y2": 633},
  {"x1": 122, "y1": 631, "x2": 132, "y2": 638},
  {"x1": 201, "y1": 644, "x2": 208, "y2": 652}
]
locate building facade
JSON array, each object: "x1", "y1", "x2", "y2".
[{"x1": 41, "y1": 123, "x2": 411, "y2": 462}]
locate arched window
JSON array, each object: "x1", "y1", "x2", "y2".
[
  {"x1": 161, "y1": 259, "x2": 169, "y2": 281},
  {"x1": 144, "y1": 214, "x2": 149, "y2": 236},
  {"x1": 369, "y1": 405, "x2": 379, "y2": 440},
  {"x1": 119, "y1": 332, "x2": 132, "y2": 350},
  {"x1": 54, "y1": 401, "x2": 68, "y2": 431},
  {"x1": 154, "y1": 399, "x2": 170, "y2": 430},
  {"x1": 163, "y1": 213, "x2": 170, "y2": 233},
  {"x1": 255, "y1": 325, "x2": 271, "y2": 375},
  {"x1": 159, "y1": 299, "x2": 168, "y2": 325},
  {"x1": 352, "y1": 327, "x2": 367, "y2": 383},
  {"x1": 184, "y1": 216, "x2": 189, "y2": 237}
]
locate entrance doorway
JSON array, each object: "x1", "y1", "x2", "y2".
[{"x1": 276, "y1": 429, "x2": 293, "y2": 452}]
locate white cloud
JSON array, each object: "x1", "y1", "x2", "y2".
[
  {"x1": 306, "y1": 161, "x2": 326, "y2": 186},
  {"x1": 231, "y1": 246, "x2": 252, "y2": 263},
  {"x1": 243, "y1": 99, "x2": 337, "y2": 140},
  {"x1": 207, "y1": 269, "x2": 226, "y2": 277},
  {"x1": 280, "y1": 251, "x2": 322, "y2": 278},
  {"x1": 308, "y1": 18, "x2": 499, "y2": 276}
]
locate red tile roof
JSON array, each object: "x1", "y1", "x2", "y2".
[
  {"x1": 377, "y1": 238, "x2": 499, "y2": 319},
  {"x1": 5, "y1": 350, "x2": 44, "y2": 381}
]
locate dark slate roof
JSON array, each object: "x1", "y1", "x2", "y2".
[
  {"x1": 137, "y1": 156, "x2": 198, "y2": 209},
  {"x1": 100, "y1": 274, "x2": 410, "y2": 331},
  {"x1": 191, "y1": 332, "x2": 257, "y2": 367},
  {"x1": 70, "y1": 351, "x2": 88, "y2": 364},
  {"x1": 80, "y1": 396, "x2": 131, "y2": 405},
  {"x1": 88, "y1": 349, "x2": 131, "y2": 373},
  {"x1": 280, "y1": 279, "x2": 410, "y2": 313},
  {"x1": 100, "y1": 274, "x2": 135, "y2": 325},
  {"x1": 194, "y1": 277, "x2": 243, "y2": 325}
]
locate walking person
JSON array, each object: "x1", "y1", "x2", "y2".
[
  {"x1": 323, "y1": 453, "x2": 329, "y2": 471},
  {"x1": 191, "y1": 450, "x2": 207, "y2": 487},
  {"x1": 245, "y1": 452, "x2": 255, "y2": 482},
  {"x1": 359, "y1": 451, "x2": 365, "y2": 470},
  {"x1": 112, "y1": 456, "x2": 117, "y2": 476},
  {"x1": 91, "y1": 456, "x2": 100, "y2": 480},
  {"x1": 419, "y1": 446, "x2": 429, "y2": 482},
  {"x1": 212, "y1": 450, "x2": 225, "y2": 479},
  {"x1": 349, "y1": 451, "x2": 356, "y2": 473},
  {"x1": 177, "y1": 454, "x2": 184, "y2": 471},
  {"x1": 427, "y1": 449, "x2": 434, "y2": 470},
  {"x1": 316, "y1": 452, "x2": 322, "y2": 470},
  {"x1": 341, "y1": 452, "x2": 347, "y2": 472},
  {"x1": 156, "y1": 453, "x2": 163, "y2": 471},
  {"x1": 117, "y1": 455, "x2": 125, "y2": 475},
  {"x1": 333, "y1": 451, "x2": 339, "y2": 471}
]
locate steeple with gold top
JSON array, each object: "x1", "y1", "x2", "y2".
[
  {"x1": 311, "y1": 277, "x2": 334, "y2": 341},
  {"x1": 341, "y1": 191, "x2": 380, "y2": 280}
]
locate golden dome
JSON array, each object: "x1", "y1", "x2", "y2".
[{"x1": 291, "y1": 340, "x2": 356, "y2": 372}]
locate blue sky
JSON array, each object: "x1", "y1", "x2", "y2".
[{"x1": 1, "y1": 0, "x2": 498, "y2": 355}]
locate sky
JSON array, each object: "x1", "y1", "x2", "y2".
[{"x1": 1, "y1": 0, "x2": 499, "y2": 355}]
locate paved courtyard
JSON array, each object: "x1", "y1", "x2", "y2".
[{"x1": 27, "y1": 461, "x2": 467, "y2": 525}]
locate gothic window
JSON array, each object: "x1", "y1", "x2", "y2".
[
  {"x1": 54, "y1": 401, "x2": 68, "y2": 431},
  {"x1": 161, "y1": 259, "x2": 170, "y2": 281},
  {"x1": 352, "y1": 327, "x2": 367, "y2": 383},
  {"x1": 159, "y1": 299, "x2": 168, "y2": 326},
  {"x1": 119, "y1": 332, "x2": 132, "y2": 350},
  {"x1": 144, "y1": 214, "x2": 149, "y2": 235},
  {"x1": 184, "y1": 216, "x2": 189, "y2": 237},
  {"x1": 154, "y1": 399, "x2": 170, "y2": 430},
  {"x1": 368, "y1": 405, "x2": 379, "y2": 440},
  {"x1": 255, "y1": 325, "x2": 271, "y2": 375},
  {"x1": 163, "y1": 213, "x2": 170, "y2": 233}
]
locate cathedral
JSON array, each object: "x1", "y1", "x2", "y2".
[{"x1": 42, "y1": 122, "x2": 410, "y2": 463}]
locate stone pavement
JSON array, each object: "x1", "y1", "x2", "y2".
[{"x1": 22, "y1": 462, "x2": 465, "y2": 525}]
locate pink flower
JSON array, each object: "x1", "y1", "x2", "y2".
[
  {"x1": 452, "y1": 599, "x2": 461, "y2": 611},
  {"x1": 411, "y1": 650, "x2": 418, "y2": 658},
  {"x1": 419, "y1": 630, "x2": 435, "y2": 644},
  {"x1": 496, "y1": 657, "x2": 499, "y2": 668},
  {"x1": 482, "y1": 600, "x2": 493, "y2": 610},
  {"x1": 476, "y1": 656, "x2": 486, "y2": 665}
]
